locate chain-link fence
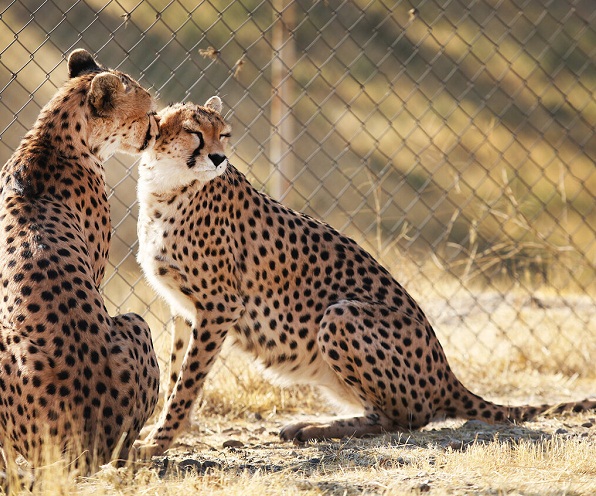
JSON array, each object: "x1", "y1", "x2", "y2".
[{"x1": 1, "y1": 0, "x2": 595, "y2": 380}]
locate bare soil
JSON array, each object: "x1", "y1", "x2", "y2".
[{"x1": 141, "y1": 408, "x2": 596, "y2": 495}]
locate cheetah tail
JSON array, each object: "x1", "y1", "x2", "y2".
[
  {"x1": 503, "y1": 399, "x2": 596, "y2": 423},
  {"x1": 447, "y1": 385, "x2": 596, "y2": 424}
]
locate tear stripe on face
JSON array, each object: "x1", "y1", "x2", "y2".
[{"x1": 186, "y1": 131, "x2": 205, "y2": 168}]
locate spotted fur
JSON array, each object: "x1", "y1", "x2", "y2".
[
  {"x1": 136, "y1": 98, "x2": 596, "y2": 456},
  {"x1": 0, "y1": 49, "x2": 160, "y2": 471}
]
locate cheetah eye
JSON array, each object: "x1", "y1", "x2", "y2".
[
  {"x1": 220, "y1": 132, "x2": 231, "y2": 140},
  {"x1": 185, "y1": 129, "x2": 204, "y2": 148}
]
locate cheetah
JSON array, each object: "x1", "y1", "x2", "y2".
[
  {"x1": 136, "y1": 98, "x2": 596, "y2": 456},
  {"x1": 0, "y1": 49, "x2": 160, "y2": 471}
]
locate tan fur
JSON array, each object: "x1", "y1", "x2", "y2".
[
  {"x1": 0, "y1": 49, "x2": 160, "y2": 473},
  {"x1": 136, "y1": 99, "x2": 596, "y2": 457}
]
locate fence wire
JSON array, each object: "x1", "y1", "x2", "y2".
[{"x1": 1, "y1": 0, "x2": 595, "y2": 380}]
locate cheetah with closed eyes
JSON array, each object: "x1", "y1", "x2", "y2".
[
  {"x1": 136, "y1": 97, "x2": 596, "y2": 456},
  {"x1": 0, "y1": 49, "x2": 160, "y2": 472}
]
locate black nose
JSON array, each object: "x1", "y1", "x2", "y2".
[{"x1": 209, "y1": 153, "x2": 226, "y2": 166}]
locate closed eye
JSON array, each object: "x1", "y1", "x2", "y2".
[
  {"x1": 220, "y1": 132, "x2": 231, "y2": 139},
  {"x1": 185, "y1": 129, "x2": 204, "y2": 146}
]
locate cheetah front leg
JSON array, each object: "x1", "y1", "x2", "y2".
[
  {"x1": 281, "y1": 300, "x2": 440, "y2": 442},
  {"x1": 135, "y1": 315, "x2": 236, "y2": 457},
  {"x1": 165, "y1": 317, "x2": 193, "y2": 401}
]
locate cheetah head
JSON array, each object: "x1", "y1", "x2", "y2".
[
  {"x1": 139, "y1": 97, "x2": 231, "y2": 192},
  {"x1": 67, "y1": 49, "x2": 159, "y2": 159}
]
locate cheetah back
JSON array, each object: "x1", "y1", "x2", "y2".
[{"x1": 0, "y1": 49, "x2": 160, "y2": 471}]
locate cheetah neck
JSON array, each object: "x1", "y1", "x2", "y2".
[
  {"x1": 137, "y1": 155, "x2": 211, "y2": 202},
  {"x1": 27, "y1": 78, "x2": 93, "y2": 152},
  {"x1": 136, "y1": 162, "x2": 206, "y2": 269},
  {"x1": 3, "y1": 79, "x2": 104, "y2": 197}
]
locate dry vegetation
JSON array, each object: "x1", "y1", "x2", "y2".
[
  {"x1": 4, "y1": 291, "x2": 596, "y2": 496},
  {"x1": 1, "y1": 2, "x2": 594, "y2": 495},
  {"x1": 85, "y1": 241, "x2": 596, "y2": 496}
]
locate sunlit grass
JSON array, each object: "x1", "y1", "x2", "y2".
[
  {"x1": 6, "y1": 295, "x2": 596, "y2": 495},
  {"x1": 36, "y1": 426, "x2": 596, "y2": 496}
]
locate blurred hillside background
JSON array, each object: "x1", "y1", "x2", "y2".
[{"x1": 1, "y1": 0, "x2": 595, "y2": 379}]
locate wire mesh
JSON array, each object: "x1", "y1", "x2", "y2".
[{"x1": 1, "y1": 0, "x2": 595, "y2": 378}]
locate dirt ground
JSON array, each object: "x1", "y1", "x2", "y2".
[
  {"x1": 81, "y1": 292, "x2": 596, "y2": 495},
  {"x1": 123, "y1": 407, "x2": 596, "y2": 495}
]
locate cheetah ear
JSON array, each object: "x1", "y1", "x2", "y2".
[
  {"x1": 88, "y1": 73, "x2": 122, "y2": 117},
  {"x1": 205, "y1": 96, "x2": 222, "y2": 113},
  {"x1": 68, "y1": 49, "x2": 102, "y2": 78}
]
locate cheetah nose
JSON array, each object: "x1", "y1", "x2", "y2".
[{"x1": 209, "y1": 153, "x2": 226, "y2": 167}]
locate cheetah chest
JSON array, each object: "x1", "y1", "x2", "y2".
[{"x1": 137, "y1": 205, "x2": 198, "y2": 321}]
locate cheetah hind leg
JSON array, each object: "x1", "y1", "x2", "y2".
[
  {"x1": 280, "y1": 409, "x2": 393, "y2": 442},
  {"x1": 281, "y1": 300, "x2": 429, "y2": 442},
  {"x1": 107, "y1": 313, "x2": 160, "y2": 462}
]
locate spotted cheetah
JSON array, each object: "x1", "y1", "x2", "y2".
[
  {"x1": 136, "y1": 98, "x2": 595, "y2": 456},
  {"x1": 0, "y1": 49, "x2": 160, "y2": 471}
]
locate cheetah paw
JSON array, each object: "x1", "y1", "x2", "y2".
[
  {"x1": 279, "y1": 421, "x2": 327, "y2": 442},
  {"x1": 132, "y1": 438, "x2": 165, "y2": 459}
]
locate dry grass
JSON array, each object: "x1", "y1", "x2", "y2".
[
  {"x1": 8, "y1": 192, "x2": 596, "y2": 495},
  {"x1": 81, "y1": 246, "x2": 596, "y2": 496},
  {"x1": 18, "y1": 413, "x2": 596, "y2": 495},
  {"x1": 6, "y1": 315, "x2": 596, "y2": 495}
]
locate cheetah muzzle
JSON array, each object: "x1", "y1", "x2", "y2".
[{"x1": 135, "y1": 97, "x2": 596, "y2": 456}]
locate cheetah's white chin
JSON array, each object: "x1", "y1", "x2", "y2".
[
  {"x1": 138, "y1": 157, "x2": 227, "y2": 194},
  {"x1": 194, "y1": 161, "x2": 227, "y2": 183}
]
